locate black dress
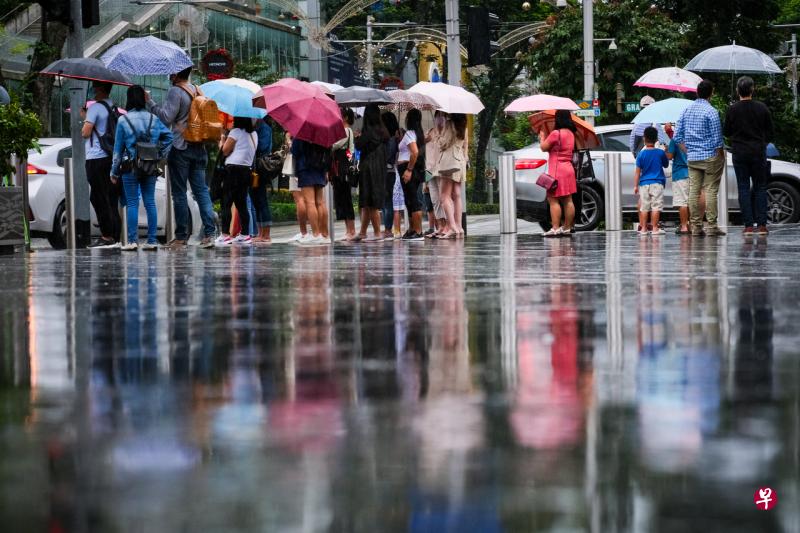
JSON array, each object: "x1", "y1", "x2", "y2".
[{"x1": 355, "y1": 126, "x2": 387, "y2": 209}]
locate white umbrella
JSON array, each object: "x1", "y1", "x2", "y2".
[
  {"x1": 407, "y1": 82, "x2": 484, "y2": 114},
  {"x1": 634, "y1": 67, "x2": 702, "y2": 93},
  {"x1": 685, "y1": 44, "x2": 783, "y2": 74},
  {"x1": 310, "y1": 81, "x2": 344, "y2": 95},
  {"x1": 215, "y1": 77, "x2": 261, "y2": 94},
  {"x1": 334, "y1": 86, "x2": 394, "y2": 107}
]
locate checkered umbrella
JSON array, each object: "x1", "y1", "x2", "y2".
[{"x1": 382, "y1": 90, "x2": 440, "y2": 112}]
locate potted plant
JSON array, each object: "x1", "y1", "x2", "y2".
[{"x1": 0, "y1": 99, "x2": 41, "y2": 251}]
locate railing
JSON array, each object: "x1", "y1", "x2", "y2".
[{"x1": 2, "y1": 3, "x2": 40, "y2": 36}]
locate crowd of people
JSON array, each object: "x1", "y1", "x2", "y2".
[{"x1": 79, "y1": 65, "x2": 473, "y2": 250}]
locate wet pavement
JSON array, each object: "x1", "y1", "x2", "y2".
[{"x1": 1, "y1": 229, "x2": 799, "y2": 532}]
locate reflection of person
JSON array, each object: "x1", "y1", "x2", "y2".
[
  {"x1": 665, "y1": 122, "x2": 691, "y2": 235},
  {"x1": 724, "y1": 76, "x2": 774, "y2": 236},
  {"x1": 81, "y1": 81, "x2": 121, "y2": 247},
  {"x1": 217, "y1": 116, "x2": 258, "y2": 245},
  {"x1": 110, "y1": 85, "x2": 173, "y2": 251},
  {"x1": 539, "y1": 109, "x2": 577, "y2": 237},
  {"x1": 633, "y1": 126, "x2": 669, "y2": 236},
  {"x1": 674, "y1": 79, "x2": 726, "y2": 237}
]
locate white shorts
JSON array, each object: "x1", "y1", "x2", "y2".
[
  {"x1": 639, "y1": 183, "x2": 664, "y2": 212},
  {"x1": 288, "y1": 176, "x2": 300, "y2": 192},
  {"x1": 672, "y1": 179, "x2": 689, "y2": 207}
]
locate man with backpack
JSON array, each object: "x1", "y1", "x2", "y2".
[
  {"x1": 81, "y1": 81, "x2": 121, "y2": 247},
  {"x1": 146, "y1": 66, "x2": 219, "y2": 249}
]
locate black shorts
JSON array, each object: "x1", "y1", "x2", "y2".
[{"x1": 397, "y1": 162, "x2": 422, "y2": 213}]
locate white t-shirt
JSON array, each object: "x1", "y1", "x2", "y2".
[
  {"x1": 85, "y1": 99, "x2": 114, "y2": 160},
  {"x1": 226, "y1": 128, "x2": 258, "y2": 166},
  {"x1": 398, "y1": 131, "x2": 417, "y2": 163}
]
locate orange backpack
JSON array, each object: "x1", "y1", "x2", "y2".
[{"x1": 179, "y1": 85, "x2": 222, "y2": 143}]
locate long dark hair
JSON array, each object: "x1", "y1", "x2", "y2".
[
  {"x1": 363, "y1": 103, "x2": 382, "y2": 130},
  {"x1": 554, "y1": 109, "x2": 577, "y2": 133},
  {"x1": 381, "y1": 111, "x2": 399, "y2": 137},
  {"x1": 125, "y1": 85, "x2": 147, "y2": 111},
  {"x1": 405, "y1": 108, "x2": 425, "y2": 150},
  {"x1": 233, "y1": 116, "x2": 254, "y2": 132},
  {"x1": 450, "y1": 113, "x2": 467, "y2": 140}
]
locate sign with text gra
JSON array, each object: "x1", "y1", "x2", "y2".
[{"x1": 623, "y1": 102, "x2": 641, "y2": 114}]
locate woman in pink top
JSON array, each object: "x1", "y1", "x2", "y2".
[{"x1": 539, "y1": 110, "x2": 577, "y2": 237}]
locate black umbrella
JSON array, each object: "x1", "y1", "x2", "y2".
[{"x1": 40, "y1": 58, "x2": 133, "y2": 85}]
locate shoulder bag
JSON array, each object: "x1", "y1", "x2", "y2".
[{"x1": 536, "y1": 130, "x2": 560, "y2": 192}]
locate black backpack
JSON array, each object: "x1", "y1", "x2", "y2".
[
  {"x1": 91, "y1": 101, "x2": 121, "y2": 156},
  {"x1": 122, "y1": 114, "x2": 160, "y2": 179},
  {"x1": 305, "y1": 141, "x2": 331, "y2": 172}
]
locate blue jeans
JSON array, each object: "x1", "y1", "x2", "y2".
[
  {"x1": 382, "y1": 171, "x2": 394, "y2": 230},
  {"x1": 167, "y1": 144, "x2": 216, "y2": 239},
  {"x1": 733, "y1": 153, "x2": 768, "y2": 227},
  {"x1": 250, "y1": 167, "x2": 273, "y2": 230},
  {"x1": 121, "y1": 173, "x2": 157, "y2": 244}
]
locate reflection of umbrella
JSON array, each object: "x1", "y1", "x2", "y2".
[
  {"x1": 200, "y1": 80, "x2": 266, "y2": 118},
  {"x1": 40, "y1": 58, "x2": 132, "y2": 85},
  {"x1": 101, "y1": 36, "x2": 193, "y2": 75},
  {"x1": 504, "y1": 94, "x2": 579, "y2": 113},
  {"x1": 254, "y1": 78, "x2": 345, "y2": 147},
  {"x1": 408, "y1": 81, "x2": 484, "y2": 114},
  {"x1": 213, "y1": 77, "x2": 261, "y2": 95},
  {"x1": 631, "y1": 98, "x2": 691, "y2": 124},
  {"x1": 685, "y1": 44, "x2": 783, "y2": 74},
  {"x1": 634, "y1": 67, "x2": 702, "y2": 93},
  {"x1": 334, "y1": 85, "x2": 393, "y2": 107},
  {"x1": 383, "y1": 89, "x2": 440, "y2": 112},
  {"x1": 529, "y1": 111, "x2": 600, "y2": 150}
]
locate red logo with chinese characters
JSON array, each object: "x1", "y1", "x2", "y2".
[{"x1": 753, "y1": 487, "x2": 777, "y2": 510}]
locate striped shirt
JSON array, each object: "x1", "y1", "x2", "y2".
[{"x1": 673, "y1": 99, "x2": 723, "y2": 162}]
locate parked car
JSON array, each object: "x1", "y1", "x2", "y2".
[
  {"x1": 514, "y1": 124, "x2": 800, "y2": 231},
  {"x1": 27, "y1": 138, "x2": 204, "y2": 248}
]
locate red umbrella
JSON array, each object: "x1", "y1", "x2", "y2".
[
  {"x1": 253, "y1": 78, "x2": 345, "y2": 147},
  {"x1": 528, "y1": 110, "x2": 601, "y2": 150}
]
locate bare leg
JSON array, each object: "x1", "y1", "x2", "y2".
[
  {"x1": 440, "y1": 178, "x2": 457, "y2": 233},
  {"x1": 302, "y1": 187, "x2": 320, "y2": 237},
  {"x1": 411, "y1": 211, "x2": 423, "y2": 234},
  {"x1": 562, "y1": 197, "x2": 575, "y2": 230},
  {"x1": 651, "y1": 210, "x2": 661, "y2": 229},
  {"x1": 315, "y1": 187, "x2": 328, "y2": 238},
  {"x1": 370, "y1": 208, "x2": 381, "y2": 236},
  {"x1": 358, "y1": 208, "x2": 369, "y2": 237},
  {"x1": 292, "y1": 190, "x2": 307, "y2": 235},
  {"x1": 345, "y1": 219, "x2": 356, "y2": 237},
  {"x1": 638, "y1": 209, "x2": 648, "y2": 231},
  {"x1": 393, "y1": 211, "x2": 401, "y2": 235},
  {"x1": 679, "y1": 206, "x2": 689, "y2": 231},
  {"x1": 548, "y1": 196, "x2": 562, "y2": 229},
  {"x1": 453, "y1": 181, "x2": 464, "y2": 234}
]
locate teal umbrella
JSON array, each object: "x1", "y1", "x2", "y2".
[
  {"x1": 200, "y1": 80, "x2": 266, "y2": 119},
  {"x1": 631, "y1": 98, "x2": 692, "y2": 124}
]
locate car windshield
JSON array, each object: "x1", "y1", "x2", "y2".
[{"x1": 601, "y1": 132, "x2": 632, "y2": 152}]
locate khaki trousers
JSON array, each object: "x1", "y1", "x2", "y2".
[{"x1": 688, "y1": 152, "x2": 724, "y2": 229}]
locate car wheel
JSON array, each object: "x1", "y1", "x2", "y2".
[
  {"x1": 47, "y1": 201, "x2": 68, "y2": 249},
  {"x1": 767, "y1": 181, "x2": 800, "y2": 224},
  {"x1": 574, "y1": 185, "x2": 604, "y2": 232}
]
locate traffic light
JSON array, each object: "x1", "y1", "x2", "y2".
[
  {"x1": 467, "y1": 7, "x2": 500, "y2": 67},
  {"x1": 82, "y1": 0, "x2": 100, "y2": 28}
]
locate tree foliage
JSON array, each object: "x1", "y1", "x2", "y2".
[{"x1": 0, "y1": 100, "x2": 41, "y2": 179}]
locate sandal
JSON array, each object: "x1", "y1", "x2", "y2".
[
  {"x1": 437, "y1": 231, "x2": 456, "y2": 240},
  {"x1": 543, "y1": 228, "x2": 558, "y2": 238}
]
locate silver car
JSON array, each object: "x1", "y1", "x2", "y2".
[
  {"x1": 514, "y1": 124, "x2": 800, "y2": 230},
  {"x1": 27, "y1": 138, "x2": 205, "y2": 248}
]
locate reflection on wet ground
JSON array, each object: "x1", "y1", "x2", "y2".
[{"x1": 1, "y1": 231, "x2": 799, "y2": 532}]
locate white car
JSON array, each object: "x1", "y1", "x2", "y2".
[
  {"x1": 27, "y1": 138, "x2": 205, "y2": 248},
  {"x1": 513, "y1": 124, "x2": 800, "y2": 231}
]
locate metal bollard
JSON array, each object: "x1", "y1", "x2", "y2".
[
  {"x1": 325, "y1": 182, "x2": 335, "y2": 241},
  {"x1": 163, "y1": 166, "x2": 175, "y2": 242},
  {"x1": 120, "y1": 203, "x2": 127, "y2": 246},
  {"x1": 603, "y1": 152, "x2": 623, "y2": 231},
  {"x1": 718, "y1": 150, "x2": 729, "y2": 228},
  {"x1": 498, "y1": 153, "x2": 517, "y2": 234},
  {"x1": 64, "y1": 158, "x2": 76, "y2": 249}
]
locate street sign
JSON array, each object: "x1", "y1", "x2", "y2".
[
  {"x1": 623, "y1": 102, "x2": 641, "y2": 114},
  {"x1": 577, "y1": 100, "x2": 592, "y2": 110},
  {"x1": 575, "y1": 108, "x2": 601, "y2": 117}
]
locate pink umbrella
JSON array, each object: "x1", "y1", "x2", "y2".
[
  {"x1": 504, "y1": 94, "x2": 580, "y2": 113},
  {"x1": 634, "y1": 67, "x2": 702, "y2": 93},
  {"x1": 253, "y1": 78, "x2": 345, "y2": 147}
]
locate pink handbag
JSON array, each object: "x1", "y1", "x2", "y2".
[{"x1": 536, "y1": 131, "x2": 560, "y2": 192}]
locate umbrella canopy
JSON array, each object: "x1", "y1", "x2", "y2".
[
  {"x1": 504, "y1": 94, "x2": 580, "y2": 113},
  {"x1": 100, "y1": 36, "x2": 193, "y2": 75},
  {"x1": 0, "y1": 86, "x2": 10, "y2": 105},
  {"x1": 684, "y1": 44, "x2": 783, "y2": 74},
  {"x1": 334, "y1": 86, "x2": 393, "y2": 107},
  {"x1": 213, "y1": 77, "x2": 261, "y2": 95},
  {"x1": 408, "y1": 82, "x2": 485, "y2": 114},
  {"x1": 40, "y1": 57, "x2": 132, "y2": 85},
  {"x1": 200, "y1": 80, "x2": 266, "y2": 119},
  {"x1": 254, "y1": 78, "x2": 345, "y2": 147},
  {"x1": 529, "y1": 111, "x2": 600, "y2": 150},
  {"x1": 383, "y1": 89, "x2": 440, "y2": 112},
  {"x1": 631, "y1": 98, "x2": 692, "y2": 124},
  {"x1": 634, "y1": 67, "x2": 702, "y2": 93},
  {"x1": 310, "y1": 81, "x2": 344, "y2": 95}
]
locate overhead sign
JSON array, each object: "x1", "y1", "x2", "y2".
[
  {"x1": 623, "y1": 102, "x2": 641, "y2": 114},
  {"x1": 379, "y1": 76, "x2": 404, "y2": 91},
  {"x1": 328, "y1": 37, "x2": 357, "y2": 87},
  {"x1": 575, "y1": 108, "x2": 601, "y2": 117}
]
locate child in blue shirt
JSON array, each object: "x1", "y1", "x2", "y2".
[
  {"x1": 634, "y1": 126, "x2": 669, "y2": 236},
  {"x1": 665, "y1": 122, "x2": 690, "y2": 234}
]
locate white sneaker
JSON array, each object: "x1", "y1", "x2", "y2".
[
  {"x1": 141, "y1": 242, "x2": 158, "y2": 251},
  {"x1": 121, "y1": 242, "x2": 138, "y2": 251},
  {"x1": 316, "y1": 236, "x2": 332, "y2": 245},
  {"x1": 297, "y1": 234, "x2": 316, "y2": 245},
  {"x1": 289, "y1": 233, "x2": 306, "y2": 242},
  {"x1": 215, "y1": 235, "x2": 233, "y2": 246},
  {"x1": 233, "y1": 234, "x2": 252, "y2": 245}
]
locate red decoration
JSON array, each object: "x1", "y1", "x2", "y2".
[{"x1": 202, "y1": 48, "x2": 235, "y2": 81}]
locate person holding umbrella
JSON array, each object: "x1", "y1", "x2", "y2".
[
  {"x1": 538, "y1": 110, "x2": 577, "y2": 237},
  {"x1": 146, "y1": 66, "x2": 217, "y2": 249},
  {"x1": 354, "y1": 103, "x2": 388, "y2": 242},
  {"x1": 291, "y1": 137, "x2": 331, "y2": 245}
]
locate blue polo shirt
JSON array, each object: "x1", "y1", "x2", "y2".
[
  {"x1": 667, "y1": 140, "x2": 688, "y2": 181},
  {"x1": 636, "y1": 147, "x2": 669, "y2": 186}
]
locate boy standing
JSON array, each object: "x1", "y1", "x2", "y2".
[
  {"x1": 665, "y1": 122, "x2": 690, "y2": 235},
  {"x1": 634, "y1": 126, "x2": 669, "y2": 236}
]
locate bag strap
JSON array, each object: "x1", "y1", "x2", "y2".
[
  {"x1": 178, "y1": 84, "x2": 197, "y2": 101},
  {"x1": 89, "y1": 100, "x2": 113, "y2": 146},
  {"x1": 122, "y1": 114, "x2": 140, "y2": 140}
]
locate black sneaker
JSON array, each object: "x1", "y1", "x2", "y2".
[
  {"x1": 89, "y1": 237, "x2": 115, "y2": 248},
  {"x1": 401, "y1": 229, "x2": 414, "y2": 239},
  {"x1": 403, "y1": 231, "x2": 424, "y2": 241}
]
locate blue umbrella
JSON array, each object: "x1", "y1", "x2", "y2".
[
  {"x1": 100, "y1": 36, "x2": 193, "y2": 75},
  {"x1": 631, "y1": 98, "x2": 692, "y2": 124},
  {"x1": 199, "y1": 81, "x2": 266, "y2": 119}
]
